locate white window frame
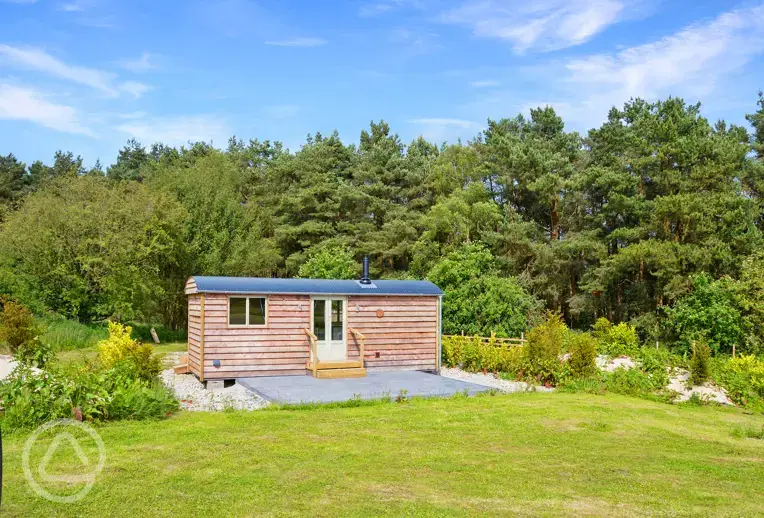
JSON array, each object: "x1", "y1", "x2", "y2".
[{"x1": 228, "y1": 295, "x2": 268, "y2": 328}]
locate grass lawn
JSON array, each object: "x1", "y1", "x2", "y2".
[
  {"x1": 55, "y1": 341, "x2": 187, "y2": 367},
  {"x1": 2, "y1": 392, "x2": 763, "y2": 517}
]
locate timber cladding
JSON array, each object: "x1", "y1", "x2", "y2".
[
  {"x1": 347, "y1": 295, "x2": 438, "y2": 371},
  {"x1": 187, "y1": 291, "x2": 440, "y2": 379}
]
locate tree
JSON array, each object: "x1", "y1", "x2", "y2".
[
  {"x1": 0, "y1": 153, "x2": 28, "y2": 220},
  {"x1": 107, "y1": 139, "x2": 150, "y2": 181},
  {"x1": 298, "y1": 246, "x2": 357, "y2": 279}
]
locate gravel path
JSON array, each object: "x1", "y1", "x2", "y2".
[
  {"x1": 160, "y1": 352, "x2": 269, "y2": 412},
  {"x1": 440, "y1": 367, "x2": 555, "y2": 393}
]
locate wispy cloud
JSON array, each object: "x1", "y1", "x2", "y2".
[
  {"x1": 116, "y1": 114, "x2": 230, "y2": 146},
  {"x1": 57, "y1": 2, "x2": 84, "y2": 11},
  {"x1": 0, "y1": 45, "x2": 152, "y2": 98},
  {"x1": 119, "y1": 81, "x2": 151, "y2": 99},
  {"x1": 2, "y1": 0, "x2": 38, "y2": 4},
  {"x1": 118, "y1": 52, "x2": 157, "y2": 73},
  {"x1": 470, "y1": 79, "x2": 500, "y2": 88},
  {"x1": 478, "y1": 4, "x2": 764, "y2": 131},
  {"x1": 441, "y1": 0, "x2": 636, "y2": 53},
  {"x1": 390, "y1": 27, "x2": 442, "y2": 56},
  {"x1": 559, "y1": 4, "x2": 764, "y2": 124},
  {"x1": 264, "y1": 104, "x2": 299, "y2": 119},
  {"x1": 264, "y1": 37, "x2": 327, "y2": 47},
  {"x1": 0, "y1": 83, "x2": 94, "y2": 135},
  {"x1": 407, "y1": 117, "x2": 479, "y2": 141},
  {"x1": 359, "y1": 0, "x2": 420, "y2": 17},
  {"x1": 0, "y1": 44, "x2": 117, "y2": 95}
]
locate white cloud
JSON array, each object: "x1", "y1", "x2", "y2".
[
  {"x1": 264, "y1": 104, "x2": 299, "y2": 119},
  {"x1": 359, "y1": 0, "x2": 419, "y2": 17},
  {"x1": 118, "y1": 52, "x2": 157, "y2": 73},
  {"x1": 0, "y1": 44, "x2": 117, "y2": 95},
  {"x1": 407, "y1": 117, "x2": 480, "y2": 141},
  {"x1": 441, "y1": 0, "x2": 632, "y2": 52},
  {"x1": 119, "y1": 81, "x2": 151, "y2": 99},
  {"x1": 470, "y1": 79, "x2": 500, "y2": 88},
  {"x1": 0, "y1": 83, "x2": 94, "y2": 135},
  {"x1": 57, "y1": 2, "x2": 83, "y2": 11},
  {"x1": 0, "y1": 45, "x2": 153, "y2": 99},
  {"x1": 116, "y1": 114, "x2": 231, "y2": 147},
  {"x1": 554, "y1": 4, "x2": 764, "y2": 127},
  {"x1": 2, "y1": 0, "x2": 38, "y2": 4},
  {"x1": 264, "y1": 37, "x2": 327, "y2": 47}
]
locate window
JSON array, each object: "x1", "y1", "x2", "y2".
[{"x1": 229, "y1": 297, "x2": 267, "y2": 326}]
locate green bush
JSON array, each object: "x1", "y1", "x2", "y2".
[
  {"x1": 0, "y1": 299, "x2": 40, "y2": 354},
  {"x1": 689, "y1": 341, "x2": 711, "y2": 385},
  {"x1": 98, "y1": 322, "x2": 162, "y2": 382},
  {"x1": 38, "y1": 316, "x2": 108, "y2": 350},
  {"x1": 636, "y1": 347, "x2": 673, "y2": 388},
  {"x1": 712, "y1": 355, "x2": 764, "y2": 410},
  {"x1": 441, "y1": 335, "x2": 524, "y2": 376},
  {"x1": 567, "y1": 332, "x2": 598, "y2": 378},
  {"x1": 525, "y1": 312, "x2": 566, "y2": 384},
  {"x1": 603, "y1": 367, "x2": 671, "y2": 402},
  {"x1": 592, "y1": 318, "x2": 639, "y2": 357},
  {"x1": 664, "y1": 273, "x2": 744, "y2": 355}
]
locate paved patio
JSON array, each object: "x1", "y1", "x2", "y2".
[{"x1": 237, "y1": 371, "x2": 491, "y2": 404}]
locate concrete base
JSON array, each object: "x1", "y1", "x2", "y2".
[{"x1": 237, "y1": 370, "x2": 491, "y2": 404}]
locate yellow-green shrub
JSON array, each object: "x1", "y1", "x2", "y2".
[
  {"x1": 727, "y1": 355, "x2": 764, "y2": 394},
  {"x1": 592, "y1": 318, "x2": 639, "y2": 357},
  {"x1": 441, "y1": 335, "x2": 524, "y2": 375},
  {"x1": 97, "y1": 322, "x2": 161, "y2": 381},
  {"x1": 525, "y1": 312, "x2": 567, "y2": 383},
  {"x1": 567, "y1": 332, "x2": 598, "y2": 378}
]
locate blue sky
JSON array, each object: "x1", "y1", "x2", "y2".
[{"x1": 1, "y1": 0, "x2": 764, "y2": 167}]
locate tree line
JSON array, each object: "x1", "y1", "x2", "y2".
[{"x1": 1, "y1": 95, "x2": 762, "y2": 353}]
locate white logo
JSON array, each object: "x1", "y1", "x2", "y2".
[{"x1": 22, "y1": 419, "x2": 106, "y2": 503}]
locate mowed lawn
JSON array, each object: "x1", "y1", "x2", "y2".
[{"x1": 2, "y1": 393, "x2": 763, "y2": 517}]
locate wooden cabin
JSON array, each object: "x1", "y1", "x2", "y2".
[{"x1": 184, "y1": 273, "x2": 443, "y2": 380}]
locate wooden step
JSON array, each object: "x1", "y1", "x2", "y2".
[
  {"x1": 313, "y1": 367, "x2": 367, "y2": 379},
  {"x1": 306, "y1": 360, "x2": 363, "y2": 370}
]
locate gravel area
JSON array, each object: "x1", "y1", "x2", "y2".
[
  {"x1": 160, "y1": 352, "x2": 269, "y2": 411},
  {"x1": 440, "y1": 367, "x2": 555, "y2": 393}
]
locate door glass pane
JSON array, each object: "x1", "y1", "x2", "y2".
[
  {"x1": 313, "y1": 300, "x2": 325, "y2": 340},
  {"x1": 229, "y1": 298, "x2": 246, "y2": 326},
  {"x1": 249, "y1": 297, "x2": 266, "y2": 325},
  {"x1": 331, "y1": 300, "x2": 343, "y2": 341}
]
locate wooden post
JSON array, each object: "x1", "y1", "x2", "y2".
[
  {"x1": 199, "y1": 294, "x2": 205, "y2": 382},
  {"x1": 733, "y1": 342, "x2": 736, "y2": 358}
]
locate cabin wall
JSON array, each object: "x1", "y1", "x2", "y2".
[
  {"x1": 189, "y1": 292, "x2": 441, "y2": 380},
  {"x1": 201, "y1": 294, "x2": 311, "y2": 379},
  {"x1": 187, "y1": 294, "x2": 202, "y2": 377},
  {"x1": 346, "y1": 295, "x2": 439, "y2": 371}
]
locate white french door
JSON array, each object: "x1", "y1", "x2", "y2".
[{"x1": 312, "y1": 297, "x2": 346, "y2": 361}]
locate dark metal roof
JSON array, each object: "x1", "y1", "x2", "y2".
[{"x1": 190, "y1": 276, "x2": 442, "y2": 296}]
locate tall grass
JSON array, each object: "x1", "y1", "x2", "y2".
[
  {"x1": 38, "y1": 317, "x2": 108, "y2": 351},
  {"x1": 36, "y1": 317, "x2": 187, "y2": 351}
]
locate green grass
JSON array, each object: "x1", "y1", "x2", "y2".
[
  {"x1": 56, "y1": 341, "x2": 187, "y2": 367},
  {"x1": 2, "y1": 393, "x2": 763, "y2": 517}
]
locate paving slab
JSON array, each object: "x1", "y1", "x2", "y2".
[{"x1": 237, "y1": 370, "x2": 491, "y2": 404}]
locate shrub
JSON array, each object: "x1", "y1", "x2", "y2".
[
  {"x1": 636, "y1": 347, "x2": 673, "y2": 388},
  {"x1": 592, "y1": 318, "x2": 639, "y2": 357},
  {"x1": 441, "y1": 335, "x2": 524, "y2": 376},
  {"x1": 97, "y1": 322, "x2": 162, "y2": 382},
  {"x1": 16, "y1": 339, "x2": 55, "y2": 369},
  {"x1": 713, "y1": 354, "x2": 764, "y2": 409},
  {"x1": 105, "y1": 379, "x2": 178, "y2": 420},
  {"x1": 0, "y1": 299, "x2": 40, "y2": 354},
  {"x1": 664, "y1": 273, "x2": 744, "y2": 355},
  {"x1": 525, "y1": 312, "x2": 566, "y2": 383},
  {"x1": 298, "y1": 246, "x2": 357, "y2": 280},
  {"x1": 689, "y1": 341, "x2": 711, "y2": 386},
  {"x1": 604, "y1": 367, "x2": 671, "y2": 402},
  {"x1": 567, "y1": 332, "x2": 598, "y2": 378}
]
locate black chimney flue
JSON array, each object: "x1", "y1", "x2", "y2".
[{"x1": 360, "y1": 256, "x2": 371, "y2": 284}]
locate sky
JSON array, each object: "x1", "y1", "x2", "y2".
[{"x1": 1, "y1": 0, "x2": 764, "y2": 167}]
